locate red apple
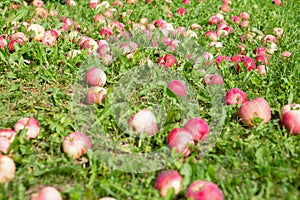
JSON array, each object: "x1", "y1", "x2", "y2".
[
  {"x1": 85, "y1": 67, "x2": 106, "y2": 87},
  {"x1": 168, "y1": 80, "x2": 187, "y2": 96},
  {"x1": 32, "y1": 186, "x2": 62, "y2": 200},
  {"x1": 14, "y1": 117, "x2": 40, "y2": 140},
  {"x1": 154, "y1": 170, "x2": 182, "y2": 197},
  {"x1": 62, "y1": 132, "x2": 92, "y2": 159},
  {"x1": 183, "y1": 118, "x2": 209, "y2": 141},
  {"x1": 0, "y1": 155, "x2": 16, "y2": 183},
  {"x1": 168, "y1": 128, "x2": 194, "y2": 157},
  {"x1": 186, "y1": 180, "x2": 224, "y2": 200},
  {"x1": 225, "y1": 88, "x2": 248, "y2": 105},
  {"x1": 238, "y1": 98, "x2": 271, "y2": 127},
  {"x1": 128, "y1": 109, "x2": 158, "y2": 135}
]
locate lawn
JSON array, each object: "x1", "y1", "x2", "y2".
[{"x1": 0, "y1": 0, "x2": 299, "y2": 199}]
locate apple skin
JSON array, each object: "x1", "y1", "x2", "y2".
[
  {"x1": 238, "y1": 97, "x2": 271, "y2": 127},
  {"x1": 128, "y1": 109, "x2": 158, "y2": 135},
  {"x1": 186, "y1": 180, "x2": 224, "y2": 200},
  {"x1": 168, "y1": 128, "x2": 194, "y2": 157},
  {"x1": 154, "y1": 170, "x2": 182, "y2": 197},
  {"x1": 281, "y1": 110, "x2": 300, "y2": 135},
  {"x1": 0, "y1": 155, "x2": 16, "y2": 184},
  {"x1": 62, "y1": 132, "x2": 92, "y2": 159},
  {"x1": 183, "y1": 118, "x2": 209, "y2": 142},
  {"x1": 225, "y1": 88, "x2": 248, "y2": 105}
]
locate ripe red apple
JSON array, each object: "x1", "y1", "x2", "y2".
[
  {"x1": 32, "y1": 186, "x2": 62, "y2": 200},
  {"x1": 183, "y1": 118, "x2": 209, "y2": 141},
  {"x1": 186, "y1": 180, "x2": 224, "y2": 200},
  {"x1": 168, "y1": 128, "x2": 194, "y2": 157},
  {"x1": 62, "y1": 132, "x2": 92, "y2": 159},
  {"x1": 238, "y1": 98, "x2": 271, "y2": 127},
  {"x1": 154, "y1": 170, "x2": 182, "y2": 197},
  {"x1": 85, "y1": 67, "x2": 106, "y2": 87},
  {"x1": 168, "y1": 80, "x2": 187, "y2": 96},
  {"x1": 85, "y1": 86, "x2": 107, "y2": 105},
  {"x1": 14, "y1": 117, "x2": 40, "y2": 140},
  {"x1": 0, "y1": 155, "x2": 16, "y2": 183},
  {"x1": 128, "y1": 109, "x2": 158, "y2": 135},
  {"x1": 225, "y1": 88, "x2": 248, "y2": 105}
]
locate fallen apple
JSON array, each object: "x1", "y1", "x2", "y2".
[
  {"x1": 0, "y1": 155, "x2": 16, "y2": 183},
  {"x1": 85, "y1": 67, "x2": 107, "y2": 87},
  {"x1": 85, "y1": 86, "x2": 107, "y2": 105},
  {"x1": 186, "y1": 180, "x2": 224, "y2": 200},
  {"x1": 183, "y1": 117, "x2": 209, "y2": 141},
  {"x1": 62, "y1": 132, "x2": 92, "y2": 159},
  {"x1": 32, "y1": 186, "x2": 62, "y2": 200},
  {"x1": 154, "y1": 170, "x2": 182, "y2": 197},
  {"x1": 14, "y1": 117, "x2": 40, "y2": 140},
  {"x1": 168, "y1": 128, "x2": 194, "y2": 157},
  {"x1": 168, "y1": 80, "x2": 187, "y2": 97},
  {"x1": 238, "y1": 97, "x2": 271, "y2": 127},
  {"x1": 225, "y1": 88, "x2": 248, "y2": 105},
  {"x1": 128, "y1": 109, "x2": 158, "y2": 135}
]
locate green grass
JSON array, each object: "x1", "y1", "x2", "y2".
[{"x1": 0, "y1": 0, "x2": 299, "y2": 199}]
